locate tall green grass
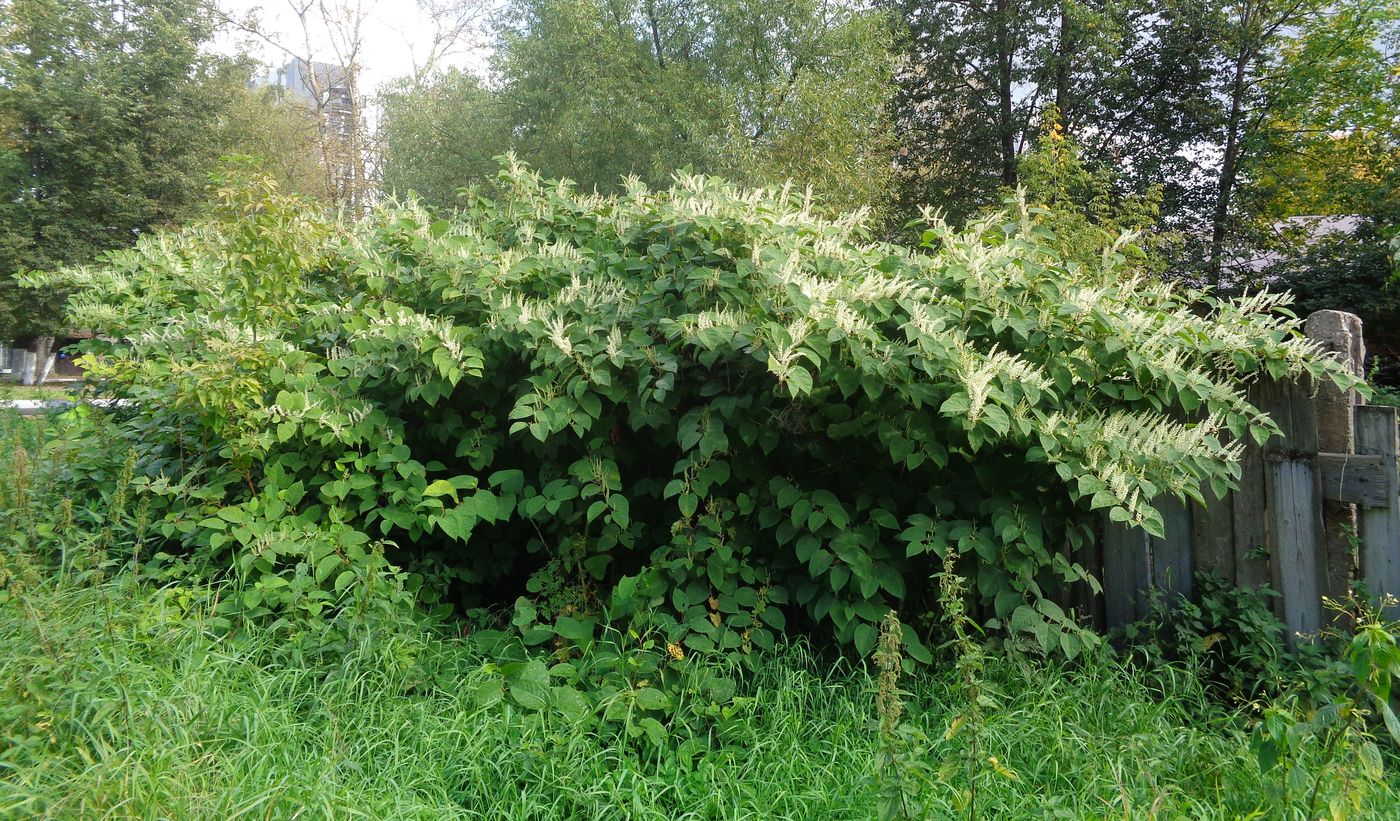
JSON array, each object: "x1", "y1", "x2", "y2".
[{"x1": 4, "y1": 567, "x2": 1397, "y2": 819}]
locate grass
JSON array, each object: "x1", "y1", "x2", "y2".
[
  {"x1": 2, "y1": 408, "x2": 1399, "y2": 819},
  {"x1": 0, "y1": 383, "x2": 78, "y2": 401},
  {"x1": 3, "y1": 566, "x2": 1398, "y2": 820}
]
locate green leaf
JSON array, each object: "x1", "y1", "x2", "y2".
[
  {"x1": 216, "y1": 507, "x2": 246, "y2": 524},
  {"x1": 980, "y1": 404, "x2": 1011, "y2": 435},
  {"x1": 423, "y1": 479, "x2": 458, "y2": 499},
  {"x1": 1379, "y1": 697, "x2": 1400, "y2": 746},
  {"x1": 853, "y1": 622, "x2": 877, "y2": 657},
  {"x1": 551, "y1": 686, "x2": 593, "y2": 721},
  {"x1": 508, "y1": 660, "x2": 550, "y2": 710},
  {"x1": 634, "y1": 687, "x2": 671, "y2": 711},
  {"x1": 638, "y1": 716, "x2": 668, "y2": 746},
  {"x1": 554, "y1": 615, "x2": 594, "y2": 644},
  {"x1": 786, "y1": 365, "x2": 813, "y2": 396},
  {"x1": 939, "y1": 392, "x2": 970, "y2": 416},
  {"x1": 610, "y1": 495, "x2": 630, "y2": 529},
  {"x1": 902, "y1": 629, "x2": 933, "y2": 664},
  {"x1": 315, "y1": 554, "x2": 342, "y2": 584}
]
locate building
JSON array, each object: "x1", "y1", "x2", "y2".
[{"x1": 256, "y1": 60, "x2": 356, "y2": 138}]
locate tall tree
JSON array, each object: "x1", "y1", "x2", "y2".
[
  {"x1": 0, "y1": 0, "x2": 247, "y2": 340},
  {"x1": 1208, "y1": 0, "x2": 1399, "y2": 286},
  {"x1": 378, "y1": 69, "x2": 511, "y2": 208},
  {"x1": 481, "y1": 0, "x2": 897, "y2": 213},
  {"x1": 886, "y1": 0, "x2": 1052, "y2": 221},
  {"x1": 886, "y1": 0, "x2": 1224, "y2": 224}
]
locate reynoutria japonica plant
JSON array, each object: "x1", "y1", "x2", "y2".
[{"x1": 23, "y1": 157, "x2": 1358, "y2": 661}]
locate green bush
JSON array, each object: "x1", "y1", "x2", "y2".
[{"x1": 22, "y1": 159, "x2": 1356, "y2": 660}]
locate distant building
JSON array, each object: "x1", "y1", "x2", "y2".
[
  {"x1": 1228, "y1": 216, "x2": 1364, "y2": 284},
  {"x1": 253, "y1": 60, "x2": 355, "y2": 138}
]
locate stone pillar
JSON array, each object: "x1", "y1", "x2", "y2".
[
  {"x1": 1304, "y1": 309, "x2": 1366, "y2": 603},
  {"x1": 19, "y1": 351, "x2": 36, "y2": 386}
]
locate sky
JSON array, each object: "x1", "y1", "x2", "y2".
[{"x1": 211, "y1": 0, "x2": 491, "y2": 95}]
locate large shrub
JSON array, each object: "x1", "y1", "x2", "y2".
[{"x1": 24, "y1": 160, "x2": 1353, "y2": 659}]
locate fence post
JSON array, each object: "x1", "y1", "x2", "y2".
[
  {"x1": 1305, "y1": 310, "x2": 1366, "y2": 605},
  {"x1": 1355, "y1": 405, "x2": 1400, "y2": 617}
]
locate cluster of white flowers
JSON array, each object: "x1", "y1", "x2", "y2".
[
  {"x1": 361, "y1": 308, "x2": 458, "y2": 351},
  {"x1": 694, "y1": 308, "x2": 743, "y2": 332},
  {"x1": 767, "y1": 319, "x2": 815, "y2": 378},
  {"x1": 957, "y1": 346, "x2": 1052, "y2": 422},
  {"x1": 544, "y1": 315, "x2": 573, "y2": 356},
  {"x1": 263, "y1": 390, "x2": 374, "y2": 441}
]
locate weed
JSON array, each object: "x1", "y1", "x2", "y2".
[
  {"x1": 1251, "y1": 595, "x2": 1400, "y2": 819},
  {"x1": 872, "y1": 610, "x2": 933, "y2": 820}
]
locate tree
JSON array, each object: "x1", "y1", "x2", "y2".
[
  {"x1": 393, "y1": 0, "x2": 900, "y2": 214},
  {"x1": 0, "y1": 0, "x2": 248, "y2": 343},
  {"x1": 221, "y1": 85, "x2": 338, "y2": 201},
  {"x1": 206, "y1": 0, "x2": 379, "y2": 212},
  {"x1": 1012, "y1": 106, "x2": 1171, "y2": 273},
  {"x1": 1211, "y1": 0, "x2": 1399, "y2": 286},
  {"x1": 378, "y1": 69, "x2": 511, "y2": 209},
  {"x1": 886, "y1": 0, "x2": 1223, "y2": 225}
]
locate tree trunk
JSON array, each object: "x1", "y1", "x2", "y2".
[
  {"x1": 1209, "y1": 44, "x2": 1250, "y2": 289},
  {"x1": 995, "y1": 0, "x2": 1017, "y2": 187},
  {"x1": 31, "y1": 335, "x2": 54, "y2": 385},
  {"x1": 646, "y1": 0, "x2": 666, "y2": 68},
  {"x1": 1054, "y1": 1, "x2": 1074, "y2": 131}
]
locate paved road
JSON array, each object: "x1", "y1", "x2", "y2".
[{"x1": 0, "y1": 399, "x2": 130, "y2": 415}]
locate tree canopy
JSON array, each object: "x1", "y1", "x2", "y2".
[
  {"x1": 0, "y1": 0, "x2": 262, "y2": 337},
  {"x1": 379, "y1": 0, "x2": 897, "y2": 215}
]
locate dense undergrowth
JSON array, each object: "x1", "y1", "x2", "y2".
[
  {"x1": 5, "y1": 166, "x2": 1400, "y2": 818},
  {"x1": 5, "y1": 409, "x2": 1400, "y2": 819}
]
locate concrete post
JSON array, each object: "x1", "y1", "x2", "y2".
[{"x1": 1304, "y1": 310, "x2": 1366, "y2": 603}]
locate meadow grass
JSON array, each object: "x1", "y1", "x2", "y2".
[{"x1": 3, "y1": 565, "x2": 1397, "y2": 820}]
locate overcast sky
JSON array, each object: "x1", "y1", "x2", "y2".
[{"x1": 211, "y1": 1, "x2": 491, "y2": 95}]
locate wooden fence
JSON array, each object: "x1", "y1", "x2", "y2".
[{"x1": 1091, "y1": 310, "x2": 1400, "y2": 640}]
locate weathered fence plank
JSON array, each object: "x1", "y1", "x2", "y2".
[
  {"x1": 1255, "y1": 377, "x2": 1327, "y2": 638},
  {"x1": 1103, "y1": 517, "x2": 1148, "y2": 629},
  {"x1": 1234, "y1": 384, "x2": 1272, "y2": 590},
  {"x1": 1191, "y1": 486, "x2": 1235, "y2": 584},
  {"x1": 1151, "y1": 497, "x2": 1192, "y2": 600},
  {"x1": 1269, "y1": 457, "x2": 1325, "y2": 637},
  {"x1": 1318, "y1": 453, "x2": 1391, "y2": 507},
  {"x1": 1356, "y1": 405, "x2": 1400, "y2": 617}
]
